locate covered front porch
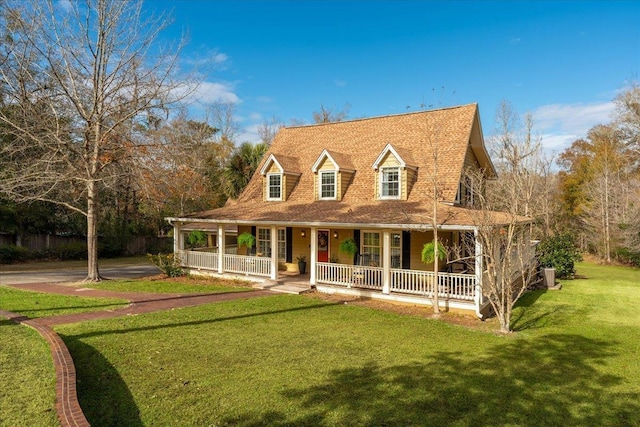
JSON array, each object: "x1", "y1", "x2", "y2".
[{"x1": 171, "y1": 221, "x2": 487, "y2": 315}]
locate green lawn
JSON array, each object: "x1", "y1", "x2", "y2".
[
  {"x1": 2, "y1": 262, "x2": 639, "y2": 426},
  {"x1": 0, "y1": 286, "x2": 127, "y2": 318},
  {"x1": 50, "y1": 261, "x2": 640, "y2": 426},
  {"x1": 0, "y1": 320, "x2": 59, "y2": 427},
  {"x1": 85, "y1": 278, "x2": 253, "y2": 294},
  {"x1": 0, "y1": 255, "x2": 152, "y2": 272}
]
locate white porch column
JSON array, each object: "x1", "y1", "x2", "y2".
[
  {"x1": 310, "y1": 227, "x2": 317, "y2": 285},
  {"x1": 474, "y1": 228, "x2": 483, "y2": 309},
  {"x1": 382, "y1": 230, "x2": 391, "y2": 294},
  {"x1": 270, "y1": 225, "x2": 278, "y2": 280},
  {"x1": 173, "y1": 222, "x2": 182, "y2": 253},
  {"x1": 217, "y1": 224, "x2": 225, "y2": 274}
]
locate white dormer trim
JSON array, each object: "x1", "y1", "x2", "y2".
[
  {"x1": 371, "y1": 143, "x2": 416, "y2": 171},
  {"x1": 311, "y1": 149, "x2": 355, "y2": 173},
  {"x1": 260, "y1": 154, "x2": 283, "y2": 176}
]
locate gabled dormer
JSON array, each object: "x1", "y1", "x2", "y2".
[
  {"x1": 311, "y1": 149, "x2": 355, "y2": 201},
  {"x1": 260, "y1": 154, "x2": 301, "y2": 201},
  {"x1": 372, "y1": 143, "x2": 418, "y2": 200}
]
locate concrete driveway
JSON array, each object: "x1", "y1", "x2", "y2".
[{"x1": 0, "y1": 264, "x2": 161, "y2": 286}]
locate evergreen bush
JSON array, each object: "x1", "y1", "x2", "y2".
[{"x1": 537, "y1": 233, "x2": 582, "y2": 279}]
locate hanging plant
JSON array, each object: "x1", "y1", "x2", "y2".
[
  {"x1": 338, "y1": 238, "x2": 358, "y2": 257},
  {"x1": 187, "y1": 231, "x2": 207, "y2": 248},
  {"x1": 237, "y1": 232, "x2": 255, "y2": 249},
  {"x1": 421, "y1": 241, "x2": 446, "y2": 264}
]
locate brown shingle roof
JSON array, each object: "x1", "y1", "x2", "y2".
[{"x1": 184, "y1": 104, "x2": 515, "y2": 227}]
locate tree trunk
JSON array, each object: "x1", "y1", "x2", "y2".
[{"x1": 86, "y1": 181, "x2": 101, "y2": 281}]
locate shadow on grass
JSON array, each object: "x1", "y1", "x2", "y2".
[
  {"x1": 66, "y1": 301, "x2": 338, "y2": 340},
  {"x1": 10, "y1": 302, "x2": 126, "y2": 315},
  {"x1": 61, "y1": 334, "x2": 143, "y2": 427},
  {"x1": 225, "y1": 334, "x2": 640, "y2": 426}
]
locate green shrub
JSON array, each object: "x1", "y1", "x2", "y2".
[
  {"x1": 147, "y1": 253, "x2": 184, "y2": 277},
  {"x1": 613, "y1": 247, "x2": 640, "y2": 267},
  {"x1": 50, "y1": 242, "x2": 88, "y2": 260},
  {"x1": 537, "y1": 233, "x2": 582, "y2": 279},
  {"x1": 0, "y1": 244, "x2": 31, "y2": 263}
]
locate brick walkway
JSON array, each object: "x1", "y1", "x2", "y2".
[{"x1": 1, "y1": 282, "x2": 274, "y2": 427}]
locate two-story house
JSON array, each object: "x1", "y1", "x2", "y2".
[{"x1": 167, "y1": 103, "x2": 533, "y2": 316}]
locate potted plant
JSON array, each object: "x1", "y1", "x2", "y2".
[
  {"x1": 338, "y1": 237, "x2": 358, "y2": 263},
  {"x1": 187, "y1": 230, "x2": 207, "y2": 249},
  {"x1": 421, "y1": 240, "x2": 446, "y2": 264},
  {"x1": 296, "y1": 254, "x2": 307, "y2": 274},
  {"x1": 237, "y1": 232, "x2": 256, "y2": 255}
]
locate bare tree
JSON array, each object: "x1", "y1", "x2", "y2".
[
  {"x1": 312, "y1": 103, "x2": 350, "y2": 123},
  {"x1": 0, "y1": 0, "x2": 190, "y2": 280},
  {"x1": 464, "y1": 168, "x2": 537, "y2": 333},
  {"x1": 257, "y1": 116, "x2": 283, "y2": 145},
  {"x1": 205, "y1": 100, "x2": 242, "y2": 143}
]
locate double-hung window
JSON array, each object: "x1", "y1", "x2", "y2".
[
  {"x1": 380, "y1": 167, "x2": 400, "y2": 199},
  {"x1": 361, "y1": 231, "x2": 381, "y2": 266},
  {"x1": 267, "y1": 173, "x2": 282, "y2": 201},
  {"x1": 319, "y1": 171, "x2": 337, "y2": 200},
  {"x1": 257, "y1": 228, "x2": 271, "y2": 257}
]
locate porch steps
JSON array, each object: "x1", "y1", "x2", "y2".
[{"x1": 252, "y1": 280, "x2": 313, "y2": 295}]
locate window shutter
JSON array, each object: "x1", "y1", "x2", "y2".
[
  {"x1": 286, "y1": 227, "x2": 293, "y2": 263},
  {"x1": 402, "y1": 231, "x2": 411, "y2": 269},
  {"x1": 353, "y1": 229, "x2": 361, "y2": 265}
]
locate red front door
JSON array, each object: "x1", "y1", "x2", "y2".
[{"x1": 317, "y1": 230, "x2": 329, "y2": 262}]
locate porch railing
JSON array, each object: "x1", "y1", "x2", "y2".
[
  {"x1": 223, "y1": 254, "x2": 271, "y2": 277},
  {"x1": 177, "y1": 249, "x2": 270, "y2": 277},
  {"x1": 177, "y1": 250, "x2": 218, "y2": 270},
  {"x1": 316, "y1": 262, "x2": 475, "y2": 300},
  {"x1": 390, "y1": 269, "x2": 475, "y2": 300},
  {"x1": 316, "y1": 262, "x2": 384, "y2": 290}
]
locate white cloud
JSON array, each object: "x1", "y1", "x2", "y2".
[
  {"x1": 183, "y1": 49, "x2": 229, "y2": 68},
  {"x1": 533, "y1": 101, "x2": 615, "y2": 152},
  {"x1": 334, "y1": 79, "x2": 347, "y2": 87},
  {"x1": 256, "y1": 96, "x2": 274, "y2": 103},
  {"x1": 533, "y1": 101, "x2": 615, "y2": 135},
  {"x1": 192, "y1": 81, "x2": 240, "y2": 104},
  {"x1": 249, "y1": 112, "x2": 263, "y2": 121}
]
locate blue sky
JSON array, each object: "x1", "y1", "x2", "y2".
[{"x1": 151, "y1": 0, "x2": 639, "y2": 154}]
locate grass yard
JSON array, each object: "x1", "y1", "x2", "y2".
[
  {"x1": 50, "y1": 261, "x2": 640, "y2": 427},
  {"x1": 0, "y1": 320, "x2": 59, "y2": 427},
  {"x1": 0, "y1": 286, "x2": 127, "y2": 318},
  {"x1": 0, "y1": 255, "x2": 152, "y2": 272},
  {"x1": 85, "y1": 277, "x2": 253, "y2": 294}
]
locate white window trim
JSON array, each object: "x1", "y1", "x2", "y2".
[
  {"x1": 361, "y1": 230, "x2": 382, "y2": 267},
  {"x1": 257, "y1": 227, "x2": 271, "y2": 257},
  {"x1": 277, "y1": 227, "x2": 286, "y2": 261},
  {"x1": 266, "y1": 172, "x2": 283, "y2": 201},
  {"x1": 318, "y1": 170, "x2": 338, "y2": 200},
  {"x1": 379, "y1": 166, "x2": 401, "y2": 200}
]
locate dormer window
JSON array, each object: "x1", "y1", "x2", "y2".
[
  {"x1": 372, "y1": 143, "x2": 417, "y2": 201},
  {"x1": 260, "y1": 153, "x2": 300, "y2": 202},
  {"x1": 311, "y1": 149, "x2": 355, "y2": 201},
  {"x1": 380, "y1": 167, "x2": 400, "y2": 199},
  {"x1": 267, "y1": 173, "x2": 282, "y2": 201},
  {"x1": 319, "y1": 171, "x2": 337, "y2": 200}
]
